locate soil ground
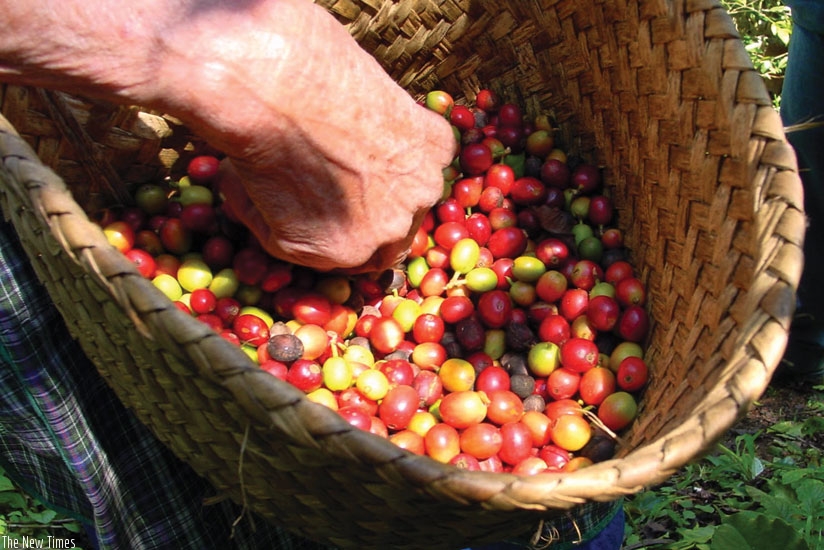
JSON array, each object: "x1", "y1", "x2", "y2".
[{"x1": 726, "y1": 378, "x2": 824, "y2": 449}]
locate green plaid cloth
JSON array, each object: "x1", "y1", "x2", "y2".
[{"x1": 0, "y1": 218, "x2": 620, "y2": 549}]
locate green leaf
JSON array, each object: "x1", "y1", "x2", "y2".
[
  {"x1": 0, "y1": 491, "x2": 27, "y2": 509},
  {"x1": 802, "y1": 416, "x2": 824, "y2": 437},
  {"x1": 779, "y1": 467, "x2": 813, "y2": 485},
  {"x1": 0, "y1": 474, "x2": 16, "y2": 492},
  {"x1": 750, "y1": 456, "x2": 765, "y2": 478},
  {"x1": 770, "y1": 22, "x2": 792, "y2": 46},
  {"x1": 627, "y1": 491, "x2": 672, "y2": 516},
  {"x1": 61, "y1": 520, "x2": 82, "y2": 533},
  {"x1": 745, "y1": 41, "x2": 763, "y2": 53},
  {"x1": 723, "y1": 511, "x2": 810, "y2": 550},
  {"x1": 710, "y1": 524, "x2": 751, "y2": 550},
  {"x1": 678, "y1": 525, "x2": 716, "y2": 545},
  {"x1": 695, "y1": 504, "x2": 716, "y2": 514},
  {"x1": 770, "y1": 420, "x2": 804, "y2": 437},
  {"x1": 26, "y1": 508, "x2": 58, "y2": 524},
  {"x1": 745, "y1": 486, "x2": 799, "y2": 523},
  {"x1": 794, "y1": 478, "x2": 824, "y2": 515},
  {"x1": 774, "y1": 456, "x2": 799, "y2": 467}
]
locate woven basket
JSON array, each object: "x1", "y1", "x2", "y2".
[{"x1": 0, "y1": 0, "x2": 805, "y2": 548}]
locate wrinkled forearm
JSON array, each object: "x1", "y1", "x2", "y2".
[
  {"x1": 0, "y1": 0, "x2": 310, "y2": 150},
  {"x1": 0, "y1": 1, "x2": 186, "y2": 104}
]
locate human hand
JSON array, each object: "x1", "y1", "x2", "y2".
[
  {"x1": 0, "y1": 0, "x2": 456, "y2": 272},
  {"x1": 155, "y1": 0, "x2": 457, "y2": 272}
]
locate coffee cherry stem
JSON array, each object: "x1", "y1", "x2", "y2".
[
  {"x1": 446, "y1": 271, "x2": 464, "y2": 289},
  {"x1": 582, "y1": 408, "x2": 621, "y2": 443}
]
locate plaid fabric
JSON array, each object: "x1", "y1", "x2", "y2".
[{"x1": 0, "y1": 217, "x2": 619, "y2": 549}]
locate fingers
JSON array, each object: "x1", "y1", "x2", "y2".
[
  {"x1": 422, "y1": 105, "x2": 460, "y2": 168},
  {"x1": 337, "y1": 205, "x2": 431, "y2": 275},
  {"x1": 209, "y1": 87, "x2": 458, "y2": 274},
  {"x1": 214, "y1": 111, "x2": 455, "y2": 274},
  {"x1": 148, "y1": 0, "x2": 459, "y2": 274}
]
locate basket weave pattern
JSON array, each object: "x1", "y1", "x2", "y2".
[{"x1": 0, "y1": 1, "x2": 805, "y2": 548}]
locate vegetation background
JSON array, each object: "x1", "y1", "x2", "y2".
[{"x1": 0, "y1": 1, "x2": 815, "y2": 549}]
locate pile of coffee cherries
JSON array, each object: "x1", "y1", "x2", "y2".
[{"x1": 99, "y1": 88, "x2": 650, "y2": 475}]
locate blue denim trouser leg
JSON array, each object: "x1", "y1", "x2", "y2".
[
  {"x1": 778, "y1": 21, "x2": 824, "y2": 381},
  {"x1": 781, "y1": 22, "x2": 824, "y2": 315}
]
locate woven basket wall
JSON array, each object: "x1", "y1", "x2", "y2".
[{"x1": 0, "y1": 0, "x2": 805, "y2": 548}]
